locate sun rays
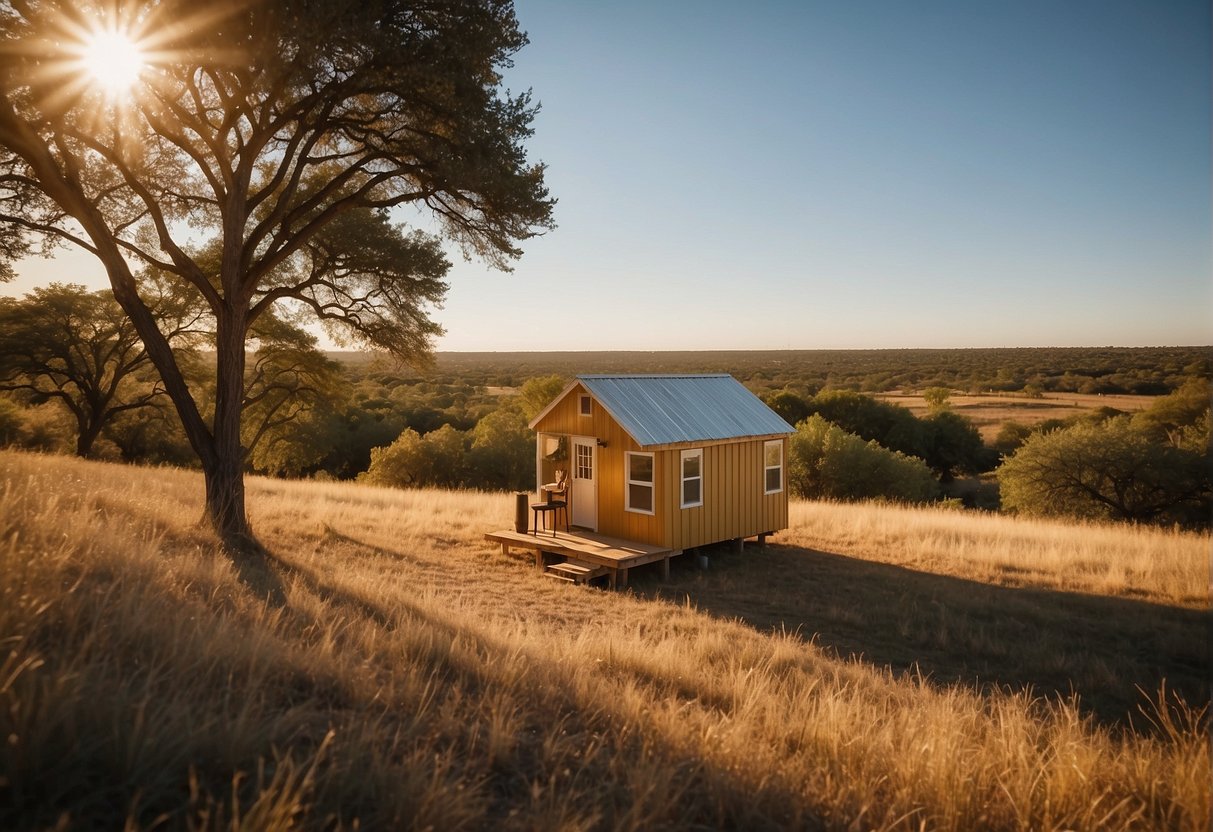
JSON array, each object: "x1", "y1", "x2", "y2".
[
  {"x1": 80, "y1": 27, "x2": 148, "y2": 98},
  {"x1": 4, "y1": 0, "x2": 247, "y2": 121}
]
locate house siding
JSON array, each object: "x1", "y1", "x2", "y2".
[{"x1": 667, "y1": 438, "x2": 787, "y2": 550}]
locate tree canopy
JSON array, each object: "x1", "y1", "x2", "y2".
[
  {"x1": 920, "y1": 410, "x2": 991, "y2": 481},
  {"x1": 761, "y1": 389, "x2": 811, "y2": 427},
  {"x1": 786, "y1": 414, "x2": 938, "y2": 504},
  {"x1": 806, "y1": 389, "x2": 925, "y2": 459},
  {"x1": 0, "y1": 282, "x2": 196, "y2": 456},
  {"x1": 997, "y1": 418, "x2": 1210, "y2": 525},
  {"x1": 1130, "y1": 378, "x2": 1211, "y2": 446},
  {"x1": 0, "y1": 0, "x2": 554, "y2": 548},
  {"x1": 921, "y1": 387, "x2": 952, "y2": 412},
  {"x1": 516, "y1": 374, "x2": 566, "y2": 421}
]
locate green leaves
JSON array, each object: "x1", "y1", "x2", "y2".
[
  {"x1": 788, "y1": 414, "x2": 938, "y2": 504},
  {"x1": 998, "y1": 418, "x2": 1211, "y2": 525}
]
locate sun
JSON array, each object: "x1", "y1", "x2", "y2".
[{"x1": 81, "y1": 28, "x2": 147, "y2": 97}]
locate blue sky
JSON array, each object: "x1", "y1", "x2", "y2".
[{"x1": 9, "y1": 0, "x2": 1211, "y2": 350}]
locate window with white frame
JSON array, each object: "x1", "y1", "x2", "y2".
[
  {"x1": 579, "y1": 394, "x2": 592, "y2": 416},
  {"x1": 626, "y1": 452, "x2": 654, "y2": 514},
  {"x1": 680, "y1": 449, "x2": 703, "y2": 508},
  {"x1": 764, "y1": 440, "x2": 783, "y2": 494}
]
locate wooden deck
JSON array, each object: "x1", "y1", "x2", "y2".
[{"x1": 485, "y1": 528, "x2": 682, "y2": 589}]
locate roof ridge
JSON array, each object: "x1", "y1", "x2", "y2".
[
  {"x1": 569, "y1": 374, "x2": 795, "y2": 446},
  {"x1": 576, "y1": 373, "x2": 731, "y2": 379}
]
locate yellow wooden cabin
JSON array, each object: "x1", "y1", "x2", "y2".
[{"x1": 528, "y1": 374, "x2": 795, "y2": 551}]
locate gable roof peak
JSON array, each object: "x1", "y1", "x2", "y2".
[{"x1": 531, "y1": 373, "x2": 794, "y2": 446}]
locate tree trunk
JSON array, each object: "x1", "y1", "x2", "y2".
[
  {"x1": 207, "y1": 309, "x2": 254, "y2": 550},
  {"x1": 103, "y1": 261, "x2": 251, "y2": 548},
  {"x1": 203, "y1": 448, "x2": 252, "y2": 549},
  {"x1": 75, "y1": 421, "x2": 102, "y2": 458}
]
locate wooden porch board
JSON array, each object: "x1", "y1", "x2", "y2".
[{"x1": 485, "y1": 528, "x2": 682, "y2": 587}]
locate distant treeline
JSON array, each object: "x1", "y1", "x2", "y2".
[{"x1": 338, "y1": 346, "x2": 1211, "y2": 397}]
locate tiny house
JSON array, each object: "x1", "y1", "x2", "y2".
[{"x1": 528, "y1": 374, "x2": 795, "y2": 551}]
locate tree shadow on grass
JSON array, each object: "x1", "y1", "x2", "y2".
[
  {"x1": 258, "y1": 541, "x2": 824, "y2": 831},
  {"x1": 229, "y1": 542, "x2": 290, "y2": 608},
  {"x1": 634, "y1": 542, "x2": 1210, "y2": 728}
]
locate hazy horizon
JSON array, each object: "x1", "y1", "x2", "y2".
[{"x1": 340, "y1": 344, "x2": 1212, "y2": 354}]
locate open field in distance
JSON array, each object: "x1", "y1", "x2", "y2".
[
  {"x1": 875, "y1": 391, "x2": 1157, "y2": 441},
  {"x1": 1, "y1": 450, "x2": 1208, "y2": 830}
]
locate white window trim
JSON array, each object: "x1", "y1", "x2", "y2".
[
  {"x1": 625, "y1": 451, "x2": 655, "y2": 515},
  {"x1": 680, "y1": 448, "x2": 703, "y2": 509},
  {"x1": 764, "y1": 439, "x2": 783, "y2": 495},
  {"x1": 579, "y1": 394, "x2": 592, "y2": 416}
]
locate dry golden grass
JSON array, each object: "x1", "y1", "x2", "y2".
[
  {"x1": 1, "y1": 449, "x2": 1208, "y2": 831},
  {"x1": 650, "y1": 500, "x2": 1208, "y2": 731},
  {"x1": 784, "y1": 500, "x2": 1205, "y2": 608}
]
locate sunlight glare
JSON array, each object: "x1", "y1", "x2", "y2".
[{"x1": 83, "y1": 29, "x2": 146, "y2": 96}]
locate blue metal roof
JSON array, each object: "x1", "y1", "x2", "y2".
[{"x1": 577, "y1": 374, "x2": 794, "y2": 447}]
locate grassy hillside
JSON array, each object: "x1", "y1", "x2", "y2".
[{"x1": 1, "y1": 450, "x2": 1208, "y2": 831}]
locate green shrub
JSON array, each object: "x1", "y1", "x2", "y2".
[
  {"x1": 362, "y1": 425, "x2": 469, "y2": 489},
  {"x1": 921, "y1": 410, "x2": 993, "y2": 480},
  {"x1": 788, "y1": 415, "x2": 938, "y2": 503},
  {"x1": 998, "y1": 417, "x2": 1210, "y2": 525},
  {"x1": 922, "y1": 386, "x2": 953, "y2": 411},
  {"x1": 806, "y1": 390, "x2": 925, "y2": 458}
]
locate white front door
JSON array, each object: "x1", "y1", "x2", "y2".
[{"x1": 570, "y1": 436, "x2": 597, "y2": 530}]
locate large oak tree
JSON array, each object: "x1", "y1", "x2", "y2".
[{"x1": 0, "y1": 0, "x2": 554, "y2": 550}]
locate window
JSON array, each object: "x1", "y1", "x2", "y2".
[
  {"x1": 626, "y1": 452, "x2": 654, "y2": 514},
  {"x1": 579, "y1": 395, "x2": 592, "y2": 416},
  {"x1": 575, "y1": 441, "x2": 593, "y2": 480},
  {"x1": 764, "y1": 440, "x2": 783, "y2": 494},
  {"x1": 680, "y1": 449, "x2": 703, "y2": 508}
]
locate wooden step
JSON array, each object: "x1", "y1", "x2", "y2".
[
  {"x1": 544, "y1": 559, "x2": 609, "y2": 584},
  {"x1": 542, "y1": 571, "x2": 578, "y2": 583}
]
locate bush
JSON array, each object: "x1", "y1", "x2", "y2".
[
  {"x1": 361, "y1": 425, "x2": 469, "y2": 489},
  {"x1": 921, "y1": 387, "x2": 952, "y2": 412},
  {"x1": 1131, "y1": 378, "x2": 1211, "y2": 445},
  {"x1": 787, "y1": 415, "x2": 938, "y2": 504},
  {"x1": 998, "y1": 417, "x2": 1210, "y2": 526},
  {"x1": 992, "y1": 421, "x2": 1034, "y2": 456},
  {"x1": 762, "y1": 390, "x2": 811, "y2": 427},
  {"x1": 105, "y1": 404, "x2": 197, "y2": 468},
  {"x1": 807, "y1": 390, "x2": 924, "y2": 458},
  {"x1": 12, "y1": 403, "x2": 73, "y2": 453}
]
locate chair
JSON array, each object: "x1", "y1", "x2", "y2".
[{"x1": 531, "y1": 470, "x2": 569, "y2": 537}]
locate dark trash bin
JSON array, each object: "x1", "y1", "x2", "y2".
[{"x1": 514, "y1": 492, "x2": 529, "y2": 533}]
